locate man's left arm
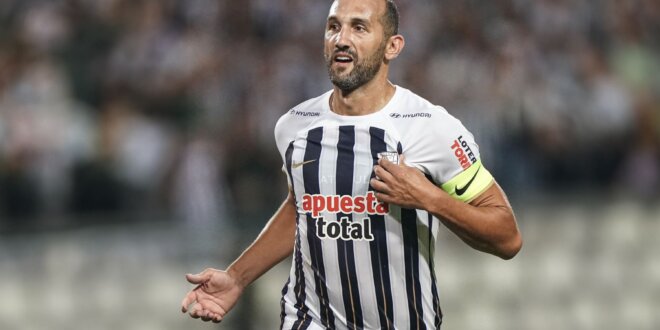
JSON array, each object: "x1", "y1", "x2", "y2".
[{"x1": 371, "y1": 157, "x2": 522, "y2": 259}]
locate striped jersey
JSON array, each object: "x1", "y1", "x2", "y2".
[{"x1": 275, "y1": 86, "x2": 494, "y2": 330}]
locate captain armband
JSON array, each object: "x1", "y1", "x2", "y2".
[{"x1": 440, "y1": 160, "x2": 494, "y2": 203}]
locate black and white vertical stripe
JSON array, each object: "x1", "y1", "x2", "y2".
[
  {"x1": 401, "y1": 208, "x2": 426, "y2": 330},
  {"x1": 302, "y1": 127, "x2": 334, "y2": 329},
  {"x1": 282, "y1": 124, "x2": 443, "y2": 329},
  {"x1": 335, "y1": 126, "x2": 364, "y2": 329},
  {"x1": 428, "y1": 213, "x2": 443, "y2": 328},
  {"x1": 368, "y1": 127, "x2": 395, "y2": 329},
  {"x1": 286, "y1": 141, "x2": 313, "y2": 329},
  {"x1": 280, "y1": 142, "x2": 294, "y2": 329}
]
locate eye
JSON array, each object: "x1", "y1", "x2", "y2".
[
  {"x1": 328, "y1": 23, "x2": 340, "y2": 31},
  {"x1": 354, "y1": 25, "x2": 367, "y2": 32}
]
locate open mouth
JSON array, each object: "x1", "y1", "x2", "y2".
[{"x1": 334, "y1": 53, "x2": 354, "y2": 64}]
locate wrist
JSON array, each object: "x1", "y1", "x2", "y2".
[
  {"x1": 419, "y1": 184, "x2": 446, "y2": 213},
  {"x1": 226, "y1": 265, "x2": 249, "y2": 290}
]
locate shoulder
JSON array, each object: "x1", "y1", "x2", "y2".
[
  {"x1": 389, "y1": 87, "x2": 482, "y2": 183},
  {"x1": 276, "y1": 91, "x2": 329, "y2": 131},
  {"x1": 389, "y1": 87, "x2": 468, "y2": 137},
  {"x1": 274, "y1": 90, "x2": 331, "y2": 153}
]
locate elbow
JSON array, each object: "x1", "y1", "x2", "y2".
[{"x1": 497, "y1": 231, "x2": 522, "y2": 260}]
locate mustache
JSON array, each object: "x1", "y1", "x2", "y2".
[{"x1": 331, "y1": 47, "x2": 357, "y2": 59}]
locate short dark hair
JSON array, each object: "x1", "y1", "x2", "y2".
[{"x1": 381, "y1": 0, "x2": 399, "y2": 38}]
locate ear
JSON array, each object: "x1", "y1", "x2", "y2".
[{"x1": 384, "y1": 34, "x2": 405, "y2": 61}]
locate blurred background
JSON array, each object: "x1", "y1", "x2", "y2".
[{"x1": 0, "y1": 0, "x2": 658, "y2": 329}]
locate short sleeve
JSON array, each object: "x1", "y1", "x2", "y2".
[{"x1": 419, "y1": 107, "x2": 494, "y2": 202}]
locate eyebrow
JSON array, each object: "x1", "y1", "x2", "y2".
[
  {"x1": 327, "y1": 15, "x2": 372, "y2": 26},
  {"x1": 351, "y1": 17, "x2": 370, "y2": 26}
]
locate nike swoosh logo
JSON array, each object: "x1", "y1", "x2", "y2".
[
  {"x1": 455, "y1": 166, "x2": 481, "y2": 196},
  {"x1": 292, "y1": 159, "x2": 317, "y2": 169}
]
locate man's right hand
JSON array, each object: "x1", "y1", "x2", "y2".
[
  {"x1": 180, "y1": 268, "x2": 244, "y2": 323},
  {"x1": 180, "y1": 193, "x2": 297, "y2": 323}
]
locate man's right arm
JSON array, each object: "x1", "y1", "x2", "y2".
[
  {"x1": 181, "y1": 191, "x2": 297, "y2": 322},
  {"x1": 227, "y1": 190, "x2": 297, "y2": 288}
]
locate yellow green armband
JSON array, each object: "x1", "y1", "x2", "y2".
[{"x1": 440, "y1": 160, "x2": 494, "y2": 203}]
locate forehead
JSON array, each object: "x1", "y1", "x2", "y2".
[{"x1": 328, "y1": 0, "x2": 384, "y2": 22}]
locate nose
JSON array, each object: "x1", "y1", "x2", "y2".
[{"x1": 335, "y1": 27, "x2": 351, "y2": 48}]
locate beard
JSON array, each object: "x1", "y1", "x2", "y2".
[{"x1": 325, "y1": 42, "x2": 387, "y2": 93}]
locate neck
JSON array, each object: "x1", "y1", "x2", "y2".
[{"x1": 330, "y1": 74, "x2": 396, "y2": 116}]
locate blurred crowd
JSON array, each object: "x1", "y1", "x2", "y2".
[{"x1": 0, "y1": 0, "x2": 658, "y2": 227}]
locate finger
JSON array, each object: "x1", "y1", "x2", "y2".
[
  {"x1": 378, "y1": 156, "x2": 401, "y2": 173},
  {"x1": 373, "y1": 165, "x2": 395, "y2": 183},
  {"x1": 370, "y1": 178, "x2": 391, "y2": 194},
  {"x1": 181, "y1": 290, "x2": 198, "y2": 312},
  {"x1": 212, "y1": 314, "x2": 223, "y2": 323},
  {"x1": 186, "y1": 269, "x2": 213, "y2": 285},
  {"x1": 200, "y1": 309, "x2": 211, "y2": 321},
  {"x1": 378, "y1": 156, "x2": 392, "y2": 167},
  {"x1": 189, "y1": 304, "x2": 203, "y2": 319},
  {"x1": 199, "y1": 299, "x2": 227, "y2": 316},
  {"x1": 373, "y1": 191, "x2": 394, "y2": 203}
]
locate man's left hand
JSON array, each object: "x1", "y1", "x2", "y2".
[{"x1": 370, "y1": 156, "x2": 438, "y2": 210}]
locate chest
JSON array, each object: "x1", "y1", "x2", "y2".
[{"x1": 287, "y1": 125, "x2": 401, "y2": 195}]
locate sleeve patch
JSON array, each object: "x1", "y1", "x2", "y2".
[
  {"x1": 450, "y1": 135, "x2": 478, "y2": 170},
  {"x1": 440, "y1": 160, "x2": 494, "y2": 203}
]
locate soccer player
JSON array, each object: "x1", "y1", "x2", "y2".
[{"x1": 181, "y1": 0, "x2": 522, "y2": 328}]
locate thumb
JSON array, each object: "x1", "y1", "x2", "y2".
[{"x1": 186, "y1": 269, "x2": 214, "y2": 284}]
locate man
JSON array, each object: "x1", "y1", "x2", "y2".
[{"x1": 181, "y1": 0, "x2": 522, "y2": 328}]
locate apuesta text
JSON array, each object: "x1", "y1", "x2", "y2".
[{"x1": 300, "y1": 192, "x2": 389, "y2": 241}]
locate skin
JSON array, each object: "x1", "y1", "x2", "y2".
[
  {"x1": 181, "y1": 0, "x2": 522, "y2": 323},
  {"x1": 324, "y1": 0, "x2": 405, "y2": 116},
  {"x1": 371, "y1": 156, "x2": 522, "y2": 259},
  {"x1": 181, "y1": 192, "x2": 297, "y2": 322}
]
